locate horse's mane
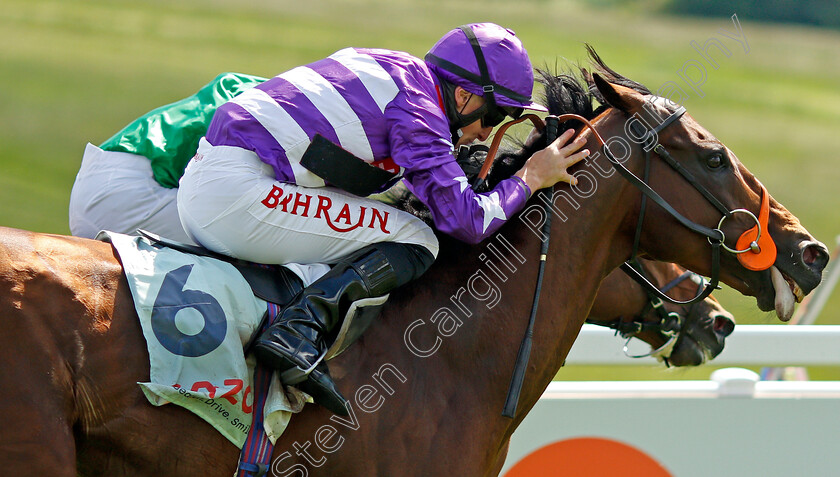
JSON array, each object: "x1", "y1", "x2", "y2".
[{"x1": 393, "y1": 44, "x2": 651, "y2": 228}]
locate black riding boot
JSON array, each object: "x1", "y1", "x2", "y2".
[{"x1": 253, "y1": 243, "x2": 433, "y2": 415}]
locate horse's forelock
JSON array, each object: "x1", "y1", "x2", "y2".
[{"x1": 537, "y1": 68, "x2": 595, "y2": 121}]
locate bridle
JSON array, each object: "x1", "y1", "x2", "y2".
[
  {"x1": 615, "y1": 103, "x2": 776, "y2": 304},
  {"x1": 586, "y1": 260, "x2": 705, "y2": 364},
  {"x1": 501, "y1": 97, "x2": 777, "y2": 417},
  {"x1": 482, "y1": 103, "x2": 775, "y2": 305}
]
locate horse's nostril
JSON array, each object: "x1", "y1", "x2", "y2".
[
  {"x1": 713, "y1": 315, "x2": 735, "y2": 337},
  {"x1": 802, "y1": 242, "x2": 829, "y2": 273}
]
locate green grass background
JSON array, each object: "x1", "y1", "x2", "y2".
[{"x1": 2, "y1": 0, "x2": 839, "y2": 380}]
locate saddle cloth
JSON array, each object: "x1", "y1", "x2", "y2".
[{"x1": 98, "y1": 231, "x2": 314, "y2": 447}]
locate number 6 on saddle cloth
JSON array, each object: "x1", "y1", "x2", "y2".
[{"x1": 137, "y1": 230, "x2": 387, "y2": 361}]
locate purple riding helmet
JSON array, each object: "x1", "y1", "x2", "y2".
[{"x1": 425, "y1": 23, "x2": 547, "y2": 131}]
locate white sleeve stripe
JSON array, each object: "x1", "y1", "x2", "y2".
[
  {"x1": 231, "y1": 88, "x2": 325, "y2": 186},
  {"x1": 280, "y1": 66, "x2": 374, "y2": 162},
  {"x1": 473, "y1": 192, "x2": 508, "y2": 233},
  {"x1": 329, "y1": 48, "x2": 400, "y2": 114}
]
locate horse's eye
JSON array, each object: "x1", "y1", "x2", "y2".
[{"x1": 706, "y1": 154, "x2": 724, "y2": 169}]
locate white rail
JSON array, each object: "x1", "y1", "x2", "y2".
[
  {"x1": 543, "y1": 368, "x2": 840, "y2": 399},
  {"x1": 566, "y1": 324, "x2": 840, "y2": 366},
  {"x1": 505, "y1": 247, "x2": 840, "y2": 476},
  {"x1": 505, "y1": 373, "x2": 840, "y2": 477}
]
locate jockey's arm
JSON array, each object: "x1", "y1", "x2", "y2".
[
  {"x1": 387, "y1": 94, "x2": 588, "y2": 245},
  {"x1": 404, "y1": 160, "x2": 531, "y2": 244},
  {"x1": 387, "y1": 96, "x2": 531, "y2": 244}
]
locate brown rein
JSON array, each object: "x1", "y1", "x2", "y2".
[
  {"x1": 477, "y1": 112, "x2": 612, "y2": 187},
  {"x1": 479, "y1": 113, "x2": 544, "y2": 182}
]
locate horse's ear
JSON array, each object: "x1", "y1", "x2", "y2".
[{"x1": 592, "y1": 73, "x2": 644, "y2": 113}]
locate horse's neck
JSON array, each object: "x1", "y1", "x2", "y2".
[
  {"x1": 382, "y1": 161, "x2": 635, "y2": 422},
  {"x1": 336, "y1": 114, "x2": 641, "y2": 469},
  {"x1": 504, "y1": 181, "x2": 633, "y2": 405},
  {"x1": 588, "y1": 268, "x2": 648, "y2": 321}
]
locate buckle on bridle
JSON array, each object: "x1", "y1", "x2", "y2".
[
  {"x1": 662, "y1": 312, "x2": 682, "y2": 333},
  {"x1": 707, "y1": 228, "x2": 725, "y2": 247},
  {"x1": 618, "y1": 321, "x2": 643, "y2": 338}
]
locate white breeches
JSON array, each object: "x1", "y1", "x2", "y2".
[
  {"x1": 177, "y1": 139, "x2": 439, "y2": 267},
  {"x1": 69, "y1": 143, "x2": 193, "y2": 243}
]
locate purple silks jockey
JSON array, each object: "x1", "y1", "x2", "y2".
[{"x1": 206, "y1": 47, "x2": 531, "y2": 244}]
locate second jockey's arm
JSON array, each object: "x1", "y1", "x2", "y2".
[{"x1": 515, "y1": 128, "x2": 589, "y2": 191}]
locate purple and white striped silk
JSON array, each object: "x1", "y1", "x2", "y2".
[{"x1": 205, "y1": 48, "x2": 531, "y2": 244}]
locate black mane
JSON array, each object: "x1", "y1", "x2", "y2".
[{"x1": 394, "y1": 45, "x2": 651, "y2": 225}]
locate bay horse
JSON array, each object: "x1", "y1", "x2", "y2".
[
  {"x1": 587, "y1": 258, "x2": 734, "y2": 366},
  {"x1": 0, "y1": 50, "x2": 827, "y2": 476},
  {"x1": 396, "y1": 161, "x2": 734, "y2": 368}
]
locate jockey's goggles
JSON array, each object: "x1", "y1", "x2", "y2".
[
  {"x1": 452, "y1": 94, "x2": 523, "y2": 130},
  {"x1": 481, "y1": 104, "x2": 524, "y2": 128}
]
